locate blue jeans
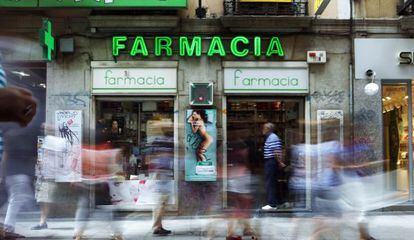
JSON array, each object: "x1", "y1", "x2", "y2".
[{"x1": 264, "y1": 159, "x2": 277, "y2": 207}]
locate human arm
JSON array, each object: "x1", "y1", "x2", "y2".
[
  {"x1": 266, "y1": 134, "x2": 284, "y2": 167},
  {"x1": 0, "y1": 87, "x2": 37, "y2": 127}
]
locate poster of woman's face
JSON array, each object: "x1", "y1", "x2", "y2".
[{"x1": 185, "y1": 109, "x2": 217, "y2": 181}]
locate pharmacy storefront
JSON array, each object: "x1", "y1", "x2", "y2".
[
  {"x1": 86, "y1": 35, "x2": 313, "y2": 211},
  {"x1": 41, "y1": 28, "x2": 353, "y2": 214},
  {"x1": 90, "y1": 61, "x2": 179, "y2": 210},
  {"x1": 222, "y1": 61, "x2": 310, "y2": 210}
]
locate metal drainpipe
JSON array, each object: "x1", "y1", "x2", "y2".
[{"x1": 349, "y1": 0, "x2": 355, "y2": 161}]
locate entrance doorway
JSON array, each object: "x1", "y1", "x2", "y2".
[
  {"x1": 382, "y1": 82, "x2": 412, "y2": 198},
  {"x1": 226, "y1": 97, "x2": 306, "y2": 210},
  {"x1": 94, "y1": 98, "x2": 177, "y2": 209}
]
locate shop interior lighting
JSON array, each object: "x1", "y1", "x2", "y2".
[{"x1": 11, "y1": 71, "x2": 30, "y2": 77}]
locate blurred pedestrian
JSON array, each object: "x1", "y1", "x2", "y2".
[
  {"x1": 261, "y1": 122, "x2": 284, "y2": 210},
  {"x1": 73, "y1": 144, "x2": 123, "y2": 240},
  {"x1": 0, "y1": 54, "x2": 39, "y2": 239},
  {"x1": 31, "y1": 178, "x2": 54, "y2": 230},
  {"x1": 145, "y1": 127, "x2": 174, "y2": 236},
  {"x1": 226, "y1": 139, "x2": 257, "y2": 240}
]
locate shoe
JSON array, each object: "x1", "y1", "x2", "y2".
[
  {"x1": 261, "y1": 205, "x2": 277, "y2": 210},
  {"x1": 243, "y1": 229, "x2": 256, "y2": 236},
  {"x1": 111, "y1": 233, "x2": 123, "y2": 240},
  {"x1": 360, "y1": 236, "x2": 376, "y2": 240},
  {"x1": 1, "y1": 230, "x2": 25, "y2": 239},
  {"x1": 153, "y1": 227, "x2": 172, "y2": 236},
  {"x1": 226, "y1": 235, "x2": 242, "y2": 240},
  {"x1": 73, "y1": 234, "x2": 86, "y2": 240},
  {"x1": 31, "y1": 223, "x2": 48, "y2": 230}
]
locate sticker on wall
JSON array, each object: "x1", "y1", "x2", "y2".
[
  {"x1": 54, "y1": 110, "x2": 82, "y2": 182},
  {"x1": 185, "y1": 109, "x2": 217, "y2": 181}
]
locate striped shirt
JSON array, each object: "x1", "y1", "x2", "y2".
[
  {"x1": 263, "y1": 132, "x2": 282, "y2": 160},
  {"x1": 0, "y1": 63, "x2": 6, "y2": 159}
]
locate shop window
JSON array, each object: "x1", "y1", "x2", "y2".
[
  {"x1": 95, "y1": 100, "x2": 175, "y2": 181},
  {"x1": 382, "y1": 84, "x2": 409, "y2": 192}
]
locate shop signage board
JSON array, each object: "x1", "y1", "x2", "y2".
[
  {"x1": 223, "y1": 67, "x2": 309, "y2": 94},
  {"x1": 0, "y1": 0, "x2": 186, "y2": 8},
  {"x1": 112, "y1": 36, "x2": 285, "y2": 58},
  {"x1": 92, "y1": 68, "x2": 177, "y2": 94},
  {"x1": 54, "y1": 110, "x2": 82, "y2": 182},
  {"x1": 240, "y1": 0, "x2": 292, "y2": 2},
  {"x1": 39, "y1": 18, "x2": 55, "y2": 62},
  {"x1": 355, "y1": 38, "x2": 414, "y2": 79},
  {"x1": 0, "y1": 0, "x2": 37, "y2": 7},
  {"x1": 185, "y1": 109, "x2": 217, "y2": 181}
]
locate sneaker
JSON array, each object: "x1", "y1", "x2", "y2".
[
  {"x1": 261, "y1": 205, "x2": 277, "y2": 210},
  {"x1": 31, "y1": 223, "x2": 48, "y2": 230},
  {"x1": 153, "y1": 227, "x2": 172, "y2": 236}
]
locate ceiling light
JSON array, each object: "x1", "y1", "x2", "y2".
[{"x1": 11, "y1": 71, "x2": 30, "y2": 77}]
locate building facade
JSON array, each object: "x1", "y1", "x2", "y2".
[{"x1": 0, "y1": 0, "x2": 413, "y2": 214}]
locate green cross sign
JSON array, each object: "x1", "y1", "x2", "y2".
[{"x1": 40, "y1": 19, "x2": 54, "y2": 61}]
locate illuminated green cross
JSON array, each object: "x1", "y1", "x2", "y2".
[{"x1": 40, "y1": 19, "x2": 55, "y2": 61}]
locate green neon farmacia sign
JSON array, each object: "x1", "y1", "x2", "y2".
[{"x1": 112, "y1": 36, "x2": 285, "y2": 58}]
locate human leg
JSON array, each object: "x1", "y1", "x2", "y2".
[
  {"x1": 4, "y1": 174, "x2": 34, "y2": 232},
  {"x1": 152, "y1": 194, "x2": 171, "y2": 235},
  {"x1": 264, "y1": 160, "x2": 277, "y2": 208}
]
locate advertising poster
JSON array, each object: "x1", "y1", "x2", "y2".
[
  {"x1": 54, "y1": 110, "x2": 82, "y2": 182},
  {"x1": 185, "y1": 109, "x2": 217, "y2": 181}
]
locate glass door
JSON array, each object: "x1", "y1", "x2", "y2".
[
  {"x1": 226, "y1": 97, "x2": 306, "y2": 210},
  {"x1": 95, "y1": 98, "x2": 176, "y2": 209},
  {"x1": 382, "y1": 82, "x2": 412, "y2": 200}
]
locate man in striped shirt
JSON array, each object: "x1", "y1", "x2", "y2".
[{"x1": 261, "y1": 122, "x2": 284, "y2": 210}]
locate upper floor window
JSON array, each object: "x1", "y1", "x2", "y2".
[
  {"x1": 398, "y1": 0, "x2": 414, "y2": 16},
  {"x1": 224, "y1": 0, "x2": 308, "y2": 16}
]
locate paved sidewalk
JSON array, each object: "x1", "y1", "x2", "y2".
[{"x1": 3, "y1": 213, "x2": 414, "y2": 239}]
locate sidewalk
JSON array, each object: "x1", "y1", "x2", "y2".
[{"x1": 4, "y1": 213, "x2": 414, "y2": 239}]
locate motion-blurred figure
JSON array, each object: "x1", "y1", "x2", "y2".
[
  {"x1": 144, "y1": 126, "x2": 174, "y2": 236},
  {"x1": 73, "y1": 145, "x2": 123, "y2": 240},
  {"x1": 226, "y1": 138, "x2": 257, "y2": 240},
  {"x1": 31, "y1": 178, "x2": 53, "y2": 230},
  {"x1": 0, "y1": 56, "x2": 39, "y2": 239},
  {"x1": 32, "y1": 124, "x2": 55, "y2": 231}
]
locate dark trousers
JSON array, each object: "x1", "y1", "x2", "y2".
[{"x1": 264, "y1": 159, "x2": 277, "y2": 207}]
